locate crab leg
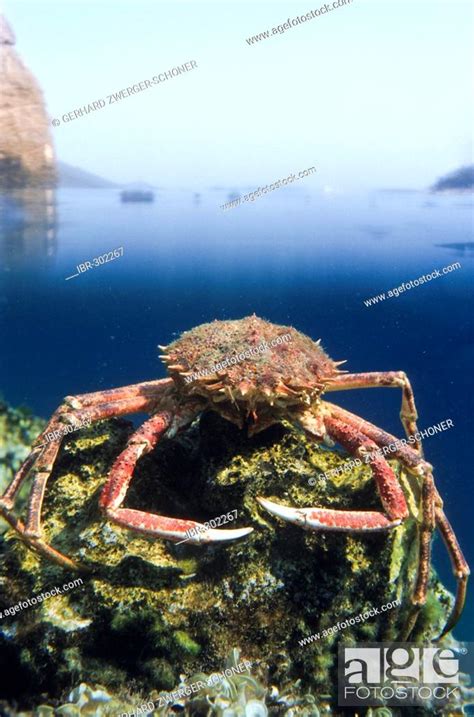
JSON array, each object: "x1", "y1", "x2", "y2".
[
  {"x1": 0, "y1": 379, "x2": 173, "y2": 511},
  {"x1": 325, "y1": 371, "x2": 423, "y2": 453},
  {"x1": 400, "y1": 470, "x2": 437, "y2": 640},
  {"x1": 435, "y1": 507, "x2": 470, "y2": 638},
  {"x1": 99, "y1": 409, "x2": 253, "y2": 544},
  {"x1": 60, "y1": 379, "x2": 171, "y2": 408},
  {"x1": 258, "y1": 416, "x2": 408, "y2": 533},
  {"x1": 0, "y1": 512, "x2": 81, "y2": 570},
  {"x1": 323, "y1": 401, "x2": 469, "y2": 638},
  {"x1": 0, "y1": 449, "x2": 40, "y2": 511},
  {"x1": 317, "y1": 402, "x2": 425, "y2": 474},
  {"x1": 24, "y1": 396, "x2": 161, "y2": 539},
  {"x1": 0, "y1": 380, "x2": 173, "y2": 569}
]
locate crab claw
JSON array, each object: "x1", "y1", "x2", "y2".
[
  {"x1": 257, "y1": 496, "x2": 399, "y2": 532},
  {"x1": 257, "y1": 497, "x2": 306, "y2": 527},
  {"x1": 176, "y1": 522, "x2": 253, "y2": 545}
]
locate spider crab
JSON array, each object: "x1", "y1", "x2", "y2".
[{"x1": 0, "y1": 316, "x2": 468, "y2": 637}]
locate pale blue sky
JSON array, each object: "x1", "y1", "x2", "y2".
[{"x1": 4, "y1": 0, "x2": 473, "y2": 189}]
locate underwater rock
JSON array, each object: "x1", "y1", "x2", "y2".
[{"x1": 0, "y1": 409, "x2": 462, "y2": 714}]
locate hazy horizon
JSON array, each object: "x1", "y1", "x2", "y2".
[{"x1": 4, "y1": 0, "x2": 473, "y2": 190}]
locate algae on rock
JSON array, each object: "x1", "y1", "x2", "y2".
[
  {"x1": 0, "y1": 408, "x2": 458, "y2": 714},
  {"x1": 0, "y1": 398, "x2": 45, "y2": 531}
]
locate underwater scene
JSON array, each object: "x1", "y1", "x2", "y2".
[{"x1": 1, "y1": 1, "x2": 473, "y2": 715}]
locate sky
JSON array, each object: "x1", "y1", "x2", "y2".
[{"x1": 3, "y1": 0, "x2": 473, "y2": 189}]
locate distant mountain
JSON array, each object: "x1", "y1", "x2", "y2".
[
  {"x1": 431, "y1": 165, "x2": 474, "y2": 193},
  {"x1": 57, "y1": 161, "x2": 119, "y2": 188}
]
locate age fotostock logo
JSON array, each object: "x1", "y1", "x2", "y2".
[{"x1": 338, "y1": 643, "x2": 471, "y2": 707}]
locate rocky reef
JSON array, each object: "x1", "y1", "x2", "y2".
[{"x1": 0, "y1": 405, "x2": 467, "y2": 715}]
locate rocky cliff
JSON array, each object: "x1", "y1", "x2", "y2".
[{"x1": 0, "y1": 14, "x2": 56, "y2": 190}]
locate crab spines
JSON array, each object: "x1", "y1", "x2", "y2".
[
  {"x1": 157, "y1": 347, "x2": 175, "y2": 366},
  {"x1": 237, "y1": 380, "x2": 252, "y2": 397},
  {"x1": 158, "y1": 347, "x2": 196, "y2": 381},
  {"x1": 159, "y1": 352, "x2": 175, "y2": 365},
  {"x1": 199, "y1": 373, "x2": 221, "y2": 382},
  {"x1": 276, "y1": 382, "x2": 299, "y2": 397},
  {"x1": 333, "y1": 359, "x2": 349, "y2": 374}
]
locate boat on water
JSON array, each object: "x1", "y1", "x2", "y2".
[{"x1": 120, "y1": 190, "x2": 154, "y2": 203}]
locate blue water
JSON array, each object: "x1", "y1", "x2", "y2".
[{"x1": 1, "y1": 187, "x2": 473, "y2": 638}]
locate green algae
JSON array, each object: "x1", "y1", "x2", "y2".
[
  {"x1": 0, "y1": 398, "x2": 45, "y2": 530},
  {"x1": 0, "y1": 405, "x2": 462, "y2": 715},
  {"x1": 173, "y1": 630, "x2": 201, "y2": 656}
]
